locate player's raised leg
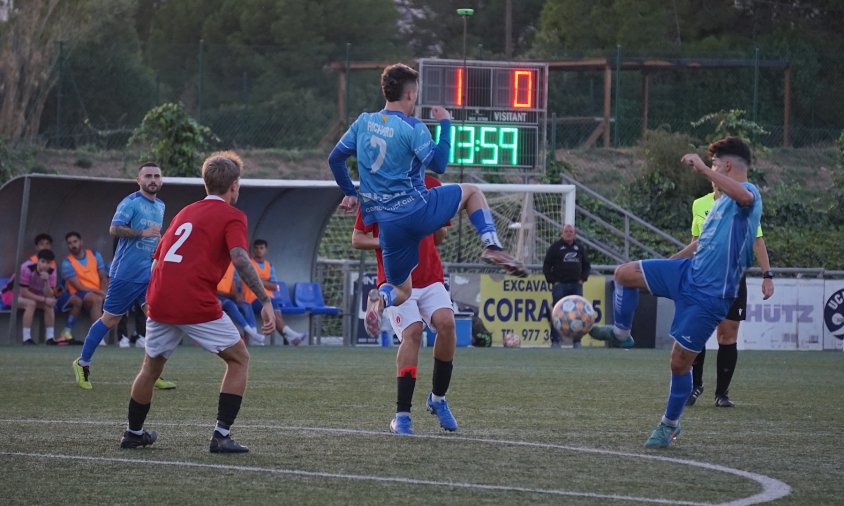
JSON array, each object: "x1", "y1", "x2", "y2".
[
  {"x1": 458, "y1": 184, "x2": 528, "y2": 278},
  {"x1": 588, "y1": 261, "x2": 640, "y2": 348}
]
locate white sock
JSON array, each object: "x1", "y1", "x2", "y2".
[
  {"x1": 23, "y1": 328, "x2": 31, "y2": 340},
  {"x1": 431, "y1": 394, "x2": 445, "y2": 402},
  {"x1": 480, "y1": 231, "x2": 502, "y2": 249},
  {"x1": 128, "y1": 428, "x2": 144, "y2": 436},
  {"x1": 214, "y1": 423, "x2": 230, "y2": 437},
  {"x1": 395, "y1": 411, "x2": 411, "y2": 418},
  {"x1": 46, "y1": 327, "x2": 54, "y2": 340}
]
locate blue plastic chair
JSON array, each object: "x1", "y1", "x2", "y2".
[
  {"x1": 274, "y1": 281, "x2": 306, "y2": 315},
  {"x1": 293, "y1": 282, "x2": 340, "y2": 315}
]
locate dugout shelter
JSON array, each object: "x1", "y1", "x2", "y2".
[{"x1": 0, "y1": 174, "x2": 343, "y2": 345}]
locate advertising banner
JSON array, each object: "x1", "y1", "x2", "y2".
[
  {"x1": 479, "y1": 274, "x2": 608, "y2": 347},
  {"x1": 706, "y1": 278, "x2": 827, "y2": 350},
  {"x1": 822, "y1": 280, "x2": 844, "y2": 351}
]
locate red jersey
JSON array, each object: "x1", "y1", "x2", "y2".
[
  {"x1": 354, "y1": 175, "x2": 446, "y2": 288},
  {"x1": 147, "y1": 196, "x2": 249, "y2": 324}
]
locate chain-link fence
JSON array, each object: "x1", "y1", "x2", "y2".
[{"x1": 22, "y1": 42, "x2": 843, "y2": 154}]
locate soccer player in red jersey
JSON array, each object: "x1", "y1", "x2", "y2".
[
  {"x1": 119, "y1": 151, "x2": 274, "y2": 453},
  {"x1": 353, "y1": 175, "x2": 459, "y2": 435}
]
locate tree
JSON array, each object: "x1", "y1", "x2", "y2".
[
  {"x1": 128, "y1": 102, "x2": 214, "y2": 177},
  {"x1": 0, "y1": 0, "x2": 66, "y2": 140}
]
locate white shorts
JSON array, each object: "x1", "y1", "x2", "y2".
[
  {"x1": 384, "y1": 282, "x2": 453, "y2": 342},
  {"x1": 145, "y1": 313, "x2": 241, "y2": 358}
]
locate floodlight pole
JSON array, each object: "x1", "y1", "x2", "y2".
[{"x1": 456, "y1": 8, "x2": 473, "y2": 263}]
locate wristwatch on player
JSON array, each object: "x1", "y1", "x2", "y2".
[{"x1": 762, "y1": 271, "x2": 774, "y2": 279}]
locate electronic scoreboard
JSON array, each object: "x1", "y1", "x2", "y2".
[{"x1": 416, "y1": 59, "x2": 548, "y2": 174}]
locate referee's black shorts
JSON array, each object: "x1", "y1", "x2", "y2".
[{"x1": 725, "y1": 274, "x2": 748, "y2": 322}]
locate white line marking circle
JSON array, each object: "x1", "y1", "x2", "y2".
[{"x1": 0, "y1": 419, "x2": 791, "y2": 505}]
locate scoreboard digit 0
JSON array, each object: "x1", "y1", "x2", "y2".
[{"x1": 417, "y1": 59, "x2": 548, "y2": 173}]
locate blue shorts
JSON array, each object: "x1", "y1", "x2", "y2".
[
  {"x1": 103, "y1": 278, "x2": 149, "y2": 316},
  {"x1": 379, "y1": 184, "x2": 462, "y2": 285},
  {"x1": 640, "y1": 258, "x2": 733, "y2": 353}
]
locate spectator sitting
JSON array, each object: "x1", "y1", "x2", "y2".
[
  {"x1": 217, "y1": 262, "x2": 264, "y2": 346},
  {"x1": 61, "y1": 232, "x2": 108, "y2": 344},
  {"x1": 3, "y1": 249, "x2": 59, "y2": 345},
  {"x1": 241, "y1": 239, "x2": 306, "y2": 345}
]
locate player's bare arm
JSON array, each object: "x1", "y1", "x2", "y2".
[
  {"x1": 110, "y1": 224, "x2": 161, "y2": 238},
  {"x1": 339, "y1": 195, "x2": 359, "y2": 214},
  {"x1": 754, "y1": 236, "x2": 775, "y2": 300},
  {"x1": 351, "y1": 229, "x2": 379, "y2": 250},
  {"x1": 670, "y1": 238, "x2": 699, "y2": 259},
  {"x1": 433, "y1": 227, "x2": 447, "y2": 246},
  {"x1": 231, "y1": 247, "x2": 275, "y2": 335},
  {"x1": 681, "y1": 154, "x2": 754, "y2": 206},
  {"x1": 430, "y1": 106, "x2": 452, "y2": 122},
  {"x1": 231, "y1": 247, "x2": 270, "y2": 303}
]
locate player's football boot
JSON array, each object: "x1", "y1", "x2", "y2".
[
  {"x1": 72, "y1": 359, "x2": 93, "y2": 390},
  {"x1": 364, "y1": 288, "x2": 384, "y2": 338},
  {"x1": 644, "y1": 422, "x2": 681, "y2": 449},
  {"x1": 154, "y1": 378, "x2": 177, "y2": 390},
  {"x1": 210, "y1": 432, "x2": 249, "y2": 453},
  {"x1": 389, "y1": 414, "x2": 415, "y2": 435},
  {"x1": 120, "y1": 429, "x2": 157, "y2": 449},
  {"x1": 686, "y1": 385, "x2": 704, "y2": 406},
  {"x1": 588, "y1": 325, "x2": 635, "y2": 348},
  {"x1": 715, "y1": 393, "x2": 735, "y2": 407},
  {"x1": 480, "y1": 247, "x2": 529, "y2": 278},
  {"x1": 426, "y1": 392, "x2": 458, "y2": 432}
]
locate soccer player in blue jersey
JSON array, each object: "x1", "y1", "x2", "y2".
[
  {"x1": 72, "y1": 162, "x2": 175, "y2": 391},
  {"x1": 328, "y1": 63, "x2": 528, "y2": 338},
  {"x1": 588, "y1": 137, "x2": 763, "y2": 448}
]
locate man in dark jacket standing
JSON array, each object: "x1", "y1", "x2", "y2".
[{"x1": 543, "y1": 224, "x2": 591, "y2": 348}]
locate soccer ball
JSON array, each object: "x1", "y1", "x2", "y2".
[
  {"x1": 552, "y1": 295, "x2": 596, "y2": 339},
  {"x1": 502, "y1": 331, "x2": 521, "y2": 348}
]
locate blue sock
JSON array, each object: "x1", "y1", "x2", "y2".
[
  {"x1": 80, "y1": 320, "x2": 110, "y2": 365},
  {"x1": 468, "y1": 209, "x2": 501, "y2": 248},
  {"x1": 66, "y1": 314, "x2": 78, "y2": 330},
  {"x1": 663, "y1": 371, "x2": 692, "y2": 424},
  {"x1": 379, "y1": 284, "x2": 397, "y2": 308},
  {"x1": 613, "y1": 281, "x2": 639, "y2": 332}
]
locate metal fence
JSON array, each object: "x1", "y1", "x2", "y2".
[{"x1": 27, "y1": 43, "x2": 844, "y2": 153}]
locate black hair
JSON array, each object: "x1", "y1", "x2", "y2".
[
  {"x1": 65, "y1": 231, "x2": 81, "y2": 241},
  {"x1": 34, "y1": 233, "x2": 53, "y2": 245},
  {"x1": 381, "y1": 63, "x2": 418, "y2": 102},
  {"x1": 138, "y1": 161, "x2": 161, "y2": 173},
  {"x1": 707, "y1": 136, "x2": 752, "y2": 166},
  {"x1": 253, "y1": 239, "x2": 268, "y2": 248},
  {"x1": 36, "y1": 249, "x2": 55, "y2": 261}
]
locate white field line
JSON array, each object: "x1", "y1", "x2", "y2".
[{"x1": 0, "y1": 419, "x2": 791, "y2": 506}]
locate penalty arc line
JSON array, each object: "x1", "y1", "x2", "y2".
[{"x1": 0, "y1": 419, "x2": 791, "y2": 505}]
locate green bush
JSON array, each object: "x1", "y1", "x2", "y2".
[
  {"x1": 128, "y1": 103, "x2": 215, "y2": 177},
  {"x1": 620, "y1": 128, "x2": 709, "y2": 230}
]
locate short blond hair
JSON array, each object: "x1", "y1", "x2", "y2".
[{"x1": 202, "y1": 151, "x2": 243, "y2": 195}]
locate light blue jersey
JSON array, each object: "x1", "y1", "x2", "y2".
[
  {"x1": 690, "y1": 182, "x2": 762, "y2": 299},
  {"x1": 109, "y1": 192, "x2": 165, "y2": 282},
  {"x1": 332, "y1": 111, "x2": 449, "y2": 224}
]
